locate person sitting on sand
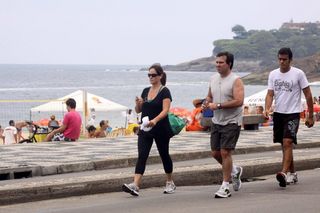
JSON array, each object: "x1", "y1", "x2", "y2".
[
  {"x1": 48, "y1": 115, "x2": 60, "y2": 131},
  {"x1": 94, "y1": 120, "x2": 111, "y2": 138},
  {"x1": 87, "y1": 125, "x2": 96, "y2": 138}
]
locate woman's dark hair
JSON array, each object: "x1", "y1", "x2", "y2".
[
  {"x1": 149, "y1": 63, "x2": 167, "y2": 85},
  {"x1": 216, "y1": 51, "x2": 234, "y2": 69},
  {"x1": 66, "y1": 98, "x2": 76, "y2": 109},
  {"x1": 278, "y1": 47, "x2": 293, "y2": 60}
]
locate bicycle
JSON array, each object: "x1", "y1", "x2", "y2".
[{"x1": 19, "y1": 124, "x2": 48, "y2": 143}]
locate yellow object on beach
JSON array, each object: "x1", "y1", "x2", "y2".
[
  {"x1": 34, "y1": 133, "x2": 48, "y2": 142},
  {"x1": 127, "y1": 123, "x2": 139, "y2": 134}
]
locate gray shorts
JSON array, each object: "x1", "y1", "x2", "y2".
[{"x1": 210, "y1": 123, "x2": 241, "y2": 151}]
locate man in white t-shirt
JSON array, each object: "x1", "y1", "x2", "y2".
[
  {"x1": 264, "y1": 47, "x2": 314, "y2": 188},
  {"x1": 4, "y1": 120, "x2": 17, "y2": 145}
]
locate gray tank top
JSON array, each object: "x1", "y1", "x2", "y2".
[{"x1": 210, "y1": 72, "x2": 243, "y2": 125}]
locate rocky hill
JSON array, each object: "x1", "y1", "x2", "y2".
[
  {"x1": 163, "y1": 56, "x2": 261, "y2": 73},
  {"x1": 162, "y1": 53, "x2": 320, "y2": 85},
  {"x1": 242, "y1": 53, "x2": 320, "y2": 85}
]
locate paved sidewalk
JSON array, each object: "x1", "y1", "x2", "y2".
[
  {"x1": 0, "y1": 124, "x2": 319, "y2": 205},
  {"x1": 0, "y1": 123, "x2": 319, "y2": 179}
]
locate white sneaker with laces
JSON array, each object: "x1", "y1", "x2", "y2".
[
  {"x1": 214, "y1": 185, "x2": 231, "y2": 198},
  {"x1": 163, "y1": 181, "x2": 176, "y2": 194},
  {"x1": 122, "y1": 183, "x2": 139, "y2": 196},
  {"x1": 286, "y1": 172, "x2": 298, "y2": 185},
  {"x1": 232, "y1": 166, "x2": 243, "y2": 191}
]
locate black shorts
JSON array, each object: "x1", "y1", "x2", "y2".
[
  {"x1": 210, "y1": 123, "x2": 241, "y2": 151},
  {"x1": 273, "y1": 112, "x2": 300, "y2": 144}
]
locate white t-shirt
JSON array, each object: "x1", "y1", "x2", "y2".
[
  {"x1": 267, "y1": 66, "x2": 309, "y2": 113},
  {"x1": 4, "y1": 126, "x2": 17, "y2": 145}
]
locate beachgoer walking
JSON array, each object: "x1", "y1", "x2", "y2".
[
  {"x1": 45, "y1": 98, "x2": 82, "y2": 142},
  {"x1": 15, "y1": 120, "x2": 32, "y2": 142},
  {"x1": 202, "y1": 51, "x2": 244, "y2": 198},
  {"x1": 4, "y1": 120, "x2": 17, "y2": 145},
  {"x1": 264, "y1": 47, "x2": 314, "y2": 187},
  {"x1": 122, "y1": 64, "x2": 175, "y2": 196}
]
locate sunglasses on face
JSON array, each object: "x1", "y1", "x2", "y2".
[{"x1": 148, "y1": 73, "x2": 159, "y2": 78}]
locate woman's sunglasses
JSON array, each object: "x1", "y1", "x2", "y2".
[{"x1": 148, "y1": 73, "x2": 159, "y2": 78}]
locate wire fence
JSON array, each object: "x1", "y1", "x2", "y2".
[
  {"x1": 0, "y1": 99, "x2": 127, "y2": 132},
  {"x1": 0, "y1": 99, "x2": 66, "y2": 128}
]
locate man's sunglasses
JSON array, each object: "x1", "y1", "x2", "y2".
[{"x1": 148, "y1": 73, "x2": 159, "y2": 78}]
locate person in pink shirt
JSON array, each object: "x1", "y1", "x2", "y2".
[{"x1": 45, "y1": 98, "x2": 82, "y2": 142}]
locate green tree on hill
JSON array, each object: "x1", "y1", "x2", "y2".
[{"x1": 213, "y1": 23, "x2": 320, "y2": 65}]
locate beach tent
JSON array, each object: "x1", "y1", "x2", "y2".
[
  {"x1": 244, "y1": 89, "x2": 269, "y2": 107},
  {"x1": 30, "y1": 90, "x2": 128, "y2": 113},
  {"x1": 244, "y1": 88, "x2": 306, "y2": 110},
  {"x1": 30, "y1": 90, "x2": 128, "y2": 130}
]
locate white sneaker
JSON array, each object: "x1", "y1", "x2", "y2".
[
  {"x1": 122, "y1": 183, "x2": 139, "y2": 196},
  {"x1": 232, "y1": 166, "x2": 243, "y2": 191},
  {"x1": 214, "y1": 185, "x2": 231, "y2": 198},
  {"x1": 286, "y1": 172, "x2": 298, "y2": 185},
  {"x1": 163, "y1": 181, "x2": 176, "y2": 194}
]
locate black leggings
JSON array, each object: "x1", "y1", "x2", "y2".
[{"x1": 135, "y1": 134, "x2": 173, "y2": 175}]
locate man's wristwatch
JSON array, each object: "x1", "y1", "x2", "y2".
[{"x1": 217, "y1": 103, "x2": 222, "y2": 109}]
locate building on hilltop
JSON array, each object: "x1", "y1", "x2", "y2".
[{"x1": 281, "y1": 19, "x2": 320, "y2": 30}]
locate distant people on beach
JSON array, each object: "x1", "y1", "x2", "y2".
[
  {"x1": 313, "y1": 96, "x2": 318, "y2": 104},
  {"x1": 0, "y1": 125, "x2": 4, "y2": 144},
  {"x1": 94, "y1": 120, "x2": 111, "y2": 138},
  {"x1": 15, "y1": 120, "x2": 33, "y2": 142},
  {"x1": 264, "y1": 47, "x2": 314, "y2": 188},
  {"x1": 87, "y1": 125, "x2": 96, "y2": 138},
  {"x1": 125, "y1": 109, "x2": 140, "y2": 134},
  {"x1": 202, "y1": 51, "x2": 244, "y2": 198},
  {"x1": 243, "y1": 106, "x2": 249, "y2": 115},
  {"x1": 48, "y1": 115, "x2": 60, "y2": 131},
  {"x1": 126, "y1": 109, "x2": 138, "y2": 125},
  {"x1": 4, "y1": 120, "x2": 17, "y2": 145},
  {"x1": 187, "y1": 98, "x2": 213, "y2": 131},
  {"x1": 122, "y1": 64, "x2": 176, "y2": 196},
  {"x1": 87, "y1": 108, "x2": 96, "y2": 127},
  {"x1": 256, "y1": 106, "x2": 264, "y2": 114},
  {"x1": 45, "y1": 98, "x2": 82, "y2": 142}
]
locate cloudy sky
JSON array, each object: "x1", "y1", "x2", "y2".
[{"x1": 0, "y1": 0, "x2": 319, "y2": 65}]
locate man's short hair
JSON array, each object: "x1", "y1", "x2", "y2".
[
  {"x1": 9, "y1": 120, "x2": 15, "y2": 126},
  {"x1": 216, "y1": 51, "x2": 234, "y2": 69},
  {"x1": 278, "y1": 47, "x2": 293, "y2": 60},
  {"x1": 66, "y1": 98, "x2": 76, "y2": 109},
  {"x1": 99, "y1": 120, "x2": 109, "y2": 128}
]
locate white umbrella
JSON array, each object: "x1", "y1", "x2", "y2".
[
  {"x1": 244, "y1": 89, "x2": 269, "y2": 107},
  {"x1": 31, "y1": 90, "x2": 128, "y2": 112},
  {"x1": 244, "y1": 89, "x2": 306, "y2": 111}
]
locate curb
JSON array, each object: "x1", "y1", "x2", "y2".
[
  {"x1": 0, "y1": 155, "x2": 319, "y2": 205},
  {"x1": 1, "y1": 142, "x2": 320, "y2": 181}
]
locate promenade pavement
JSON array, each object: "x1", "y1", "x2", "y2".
[
  {"x1": 0, "y1": 124, "x2": 319, "y2": 177},
  {"x1": 0, "y1": 123, "x2": 319, "y2": 205}
]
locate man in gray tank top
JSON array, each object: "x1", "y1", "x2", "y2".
[{"x1": 202, "y1": 51, "x2": 244, "y2": 198}]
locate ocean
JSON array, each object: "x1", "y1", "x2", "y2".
[{"x1": 0, "y1": 64, "x2": 318, "y2": 128}]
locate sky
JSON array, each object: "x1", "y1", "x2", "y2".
[{"x1": 0, "y1": 0, "x2": 319, "y2": 65}]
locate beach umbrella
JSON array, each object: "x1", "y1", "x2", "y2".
[
  {"x1": 306, "y1": 104, "x2": 320, "y2": 113},
  {"x1": 170, "y1": 107, "x2": 191, "y2": 118},
  {"x1": 30, "y1": 90, "x2": 128, "y2": 112}
]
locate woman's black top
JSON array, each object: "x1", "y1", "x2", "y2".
[{"x1": 140, "y1": 86, "x2": 174, "y2": 138}]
